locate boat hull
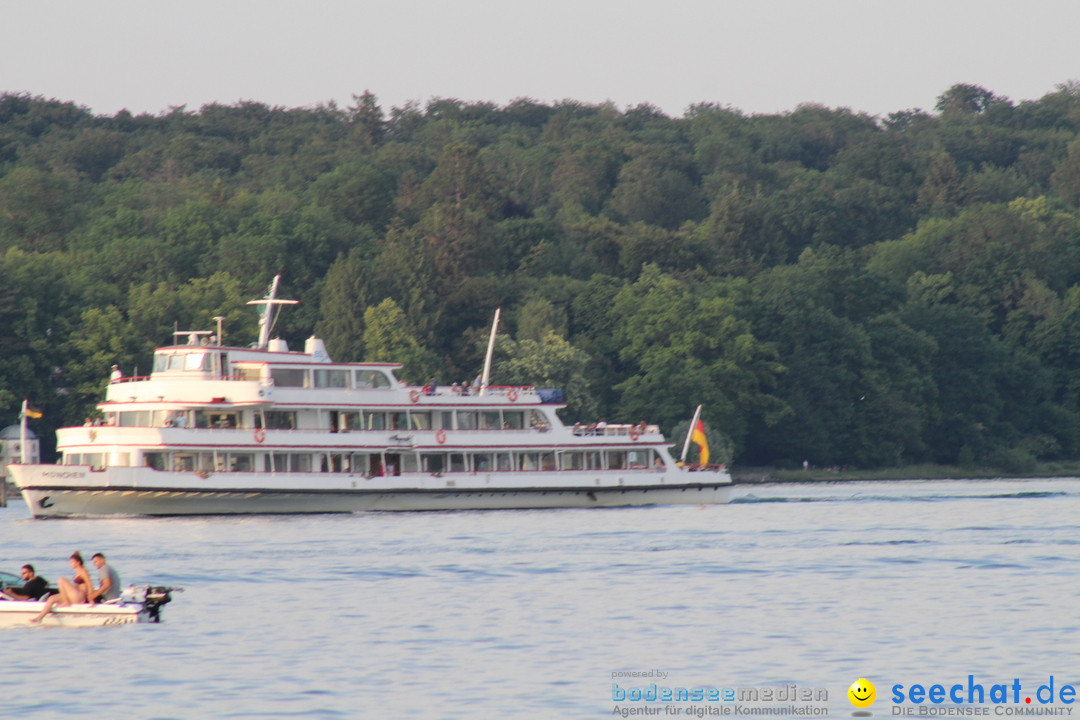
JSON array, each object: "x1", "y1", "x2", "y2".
[
  {"x1": 0, "y1": 600, "x2": 149, "y2": 628},
  {"x1": 16, "y1": 483, "x2": 730, "y2": 516},
  {"x1": 10, "y1": 464, "x2": 731, "y2": 516}
]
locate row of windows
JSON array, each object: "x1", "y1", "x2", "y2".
[
  {"x1": 69, "y1": 449, "x2": 662, "y2": 473},
  {"x1": 153, "y1": 352, "x2": 215, "y2": 373},
  {"x1": 111, "y1": 408, "x2": 549, "y2": 431},
  {"x1": 269, "y1": 368, "x2": 393, "y2": 389}
]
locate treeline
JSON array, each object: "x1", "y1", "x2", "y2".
[{"x1": 3, "y1": 83, "x2": 1080, "y2": 470}]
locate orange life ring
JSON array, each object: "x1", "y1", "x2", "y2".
[
  {"x1": 629, "y1": 426, "x2": 640, "y2": 441},
  {"x1": 435, "y1": 428, "x2": 447, "y2": 444},
  {"x1": 409, "y1": 389, "x2": 421, "y2": 403},
  {"x1": 254, "y1": 428, "x2": 266, "y2": 443},
  {"x1": 507, "y1": 387, "x2": 519, "y2": 402}
]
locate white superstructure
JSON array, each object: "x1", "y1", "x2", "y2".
[{"x1": 8, "y1": 279, "x2": 731, "y2": 517}]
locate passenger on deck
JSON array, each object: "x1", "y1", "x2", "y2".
[
  {"x1": 110, "y1": 364, "x2": 122, "y2": 383},
  {"x1": 1, "y1": 564, "x2": 49, "y2": 601},
  {"x1": 31, "y1": 552, "x2": 92, "y2": 622}
]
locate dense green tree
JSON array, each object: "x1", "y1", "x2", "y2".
[{"x1": 4, "y1": 85, "x2": 1080, "y2": 469}]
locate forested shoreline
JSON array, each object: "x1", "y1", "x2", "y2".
[{"x1": 3, "y1": 83, "x2": 1080, "y2": 470}]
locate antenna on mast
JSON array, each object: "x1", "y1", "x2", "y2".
[{"x1": 247, "y1": 275, "x2": 299, "y2": 350}]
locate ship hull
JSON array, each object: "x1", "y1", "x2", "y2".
[{"x1": 10, "y1": 465, "x2": 730, "y2": 517}]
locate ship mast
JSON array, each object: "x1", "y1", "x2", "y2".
[
  {"x1": 246, "y1": 275, "x2": 298, "y2": 350},
  {"x1": 479, "y1": 307, "x2": 501, "y2": 396}
]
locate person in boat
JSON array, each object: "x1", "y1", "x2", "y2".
[
  {"x1": 90, "y1": 553, "x2": 121, "y2": 603},
  {"x1": 110, "y1": 364, "x2": 122, "y2": 383},
  {"x1": 31, "y1": 552, "x2": 93, "y2": 622},
  {"x1": 1, "y1": 564, "x2": 49, "y2": 601}
]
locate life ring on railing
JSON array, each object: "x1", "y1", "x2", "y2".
[
  {"x1": 629, "y1": 426, "x2": 640, "y2": 441},
  {"x1": 409, "y1": 389, "x2": 421, "y2": 403},
  {"x1": 507, "y1": 387, "x2": 519, "y2": 402},
  {"x1": 435, "y1": 429, "x2": 447, "y2": 444},
  {"x1": 253, "y1": 428, "x2": 266, "y2": 443}
]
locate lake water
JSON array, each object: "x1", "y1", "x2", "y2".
[{"x1": 2, "y1": 478, "x2": 1080, "y2": 719}]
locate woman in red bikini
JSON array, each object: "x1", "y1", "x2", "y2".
[{"x1": 32, "y1": 551, "x2": 93, "y2": 623}]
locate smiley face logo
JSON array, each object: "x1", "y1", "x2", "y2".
[{"x1": 848, "y1": 678, "x2": 876, "y2": 708}]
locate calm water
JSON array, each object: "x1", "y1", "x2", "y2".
[{"x1": 2, "y1": 478, "x2": 1080, "y2": 719}]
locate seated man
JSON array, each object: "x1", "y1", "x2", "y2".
[
  {"x1": 90, "y1": 553, "x2": 122, "y2": 602},
  {"x1": 1, "y1": 564, "x2": 49, "y2": 600}
]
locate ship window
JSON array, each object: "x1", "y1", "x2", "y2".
[
  {"x1": 229, "y1": 454, "x2": 253, "y2": 472},
  {"x1": 66, "y1": 453, "x2": 82, "y2": 466},
  {"x1": 341, "y1": 412, "x2": 362, "y2": 431},
  {"x1": 496, "y1": 453, "x2": 513, "y2": 471},
  {"x1": 481, "y1": 411, "x2": 501, "y2": 430},
  {"x1": 449, "y1": 453, "x2": 466, "y2": 472},
  {"x1": 354, "y1": 370, "x2": 391, "y2": 389},
  {"x1": 421, "y1": 454, "x2": 445, "y2": 473},
  {"x1": 457, "y1": 411, "x2": 477, "y2": 430},
  {"x1": 438, "y1": 411, "x2": 453, "y2": 430},
  {"x1": 264, "y1": 411, "x2": 297, "y2": 430},
  {"x1": 540, "y1": 452, "x2": 556, "y2": 471},
  {"x1": 400, "y1": 454, "x2": 418, "y2": 472},
  {"x1": 173, "y1": 454, "x2": 194, "y2": 471},
  {"x1": 271, "y1": 368, "x2": 308, "y2": 387},
  {"x1": 584, "y1": 451, "x2": 602, "y2": 470},
  {"x1": 144, "y1": 452, "x2": 165, "y2": 470},
  {"x1": 561, "y1": 452, "x2": 583, "y2": 470},
  {"x1": 627, "y1": 450, "x2": 650, "y2": 469},
  {"x1": 168, "y1": 354, "x2": 184, "y2": 371},
  {"x1": 410, "y1": 412, "x2": 431, "y2": 430},
  {"x1": 290, "y1": 454, "x2": 312, "y2": 472},
  {"x1": 520, "y1": 452, "x2": 540, "y2": 471},
  {"x1": 235, "y1": 367, "x2": 261, "y2": 381},
  {"x1": 503, "y1": 411, "x2": 524, "y2": 430},
  {"x1": 388, "y1": 412, "x2": 408, "y2": 430},
  {"x1": 473, "y1": 453, "x2": 492, "y2": 471},
  {"x1": 184, "y1": 352, "x2": 210, "y2": 371},
  {"x1": 267, "y1": 453, "x2": 289, "y2": 472},
  {"x1": 314, "y1": 369, "x2": 349, "y2": 388},
  {"x1": 119, "y1": 411, "x2": 152, "y2": 427},
  {"x1": 606, "y1": 451, "x2": 626, "y2": 470},
  {"x1": 153, "y1": 354, "x2": 168, "y2": 372},
  {"x1": 364, "y1": 411, "x2": 386, "y2": 430}
]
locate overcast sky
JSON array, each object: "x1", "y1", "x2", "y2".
[{"x1": 4, "y1": 0, "x2": 1078, "y2": 119}]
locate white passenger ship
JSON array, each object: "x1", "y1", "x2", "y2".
[{"x1": 9, "y1": 279, "x2": 731, "y2": 517}]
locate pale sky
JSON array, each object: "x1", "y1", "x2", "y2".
[{"x1": 3, "y1": 0, "x2": 1079, "y2": 119}]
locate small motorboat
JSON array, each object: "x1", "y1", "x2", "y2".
[{"x1": 0, "y1": 579, "x2": 180, "y2": 628}]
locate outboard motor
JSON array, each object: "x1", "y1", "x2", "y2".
[{"x1": 142, "y1": 586, "x2": 175, "y2": 623}]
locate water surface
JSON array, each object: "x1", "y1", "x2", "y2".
[{"x1": 2, "y1": 478, "x2": 1079, "y2": 718}]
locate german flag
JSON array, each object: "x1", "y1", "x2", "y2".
[{"x1": 691, "y1": 418, "x2": 709, "y2": 467}]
